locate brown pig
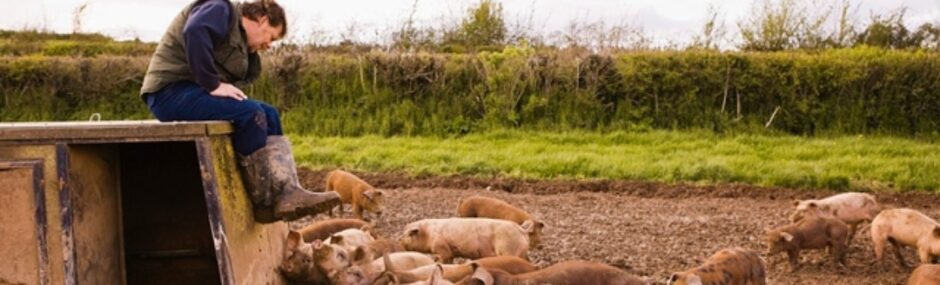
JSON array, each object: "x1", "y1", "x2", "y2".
[
  {"x1": 908, "y1": 264, "x2": 940, "y2": 285},
  {"x1": 669, "y1": 247, "x2": 766, "y2": 285},
  {"x1": 326, "y1": 169, "x2": 386, "y2": 220},
  {"x1": 791, "y1": 192, "x2": 880, "y2": 242},
  {"x1": 765, "y1": 215, "x2": 849, "y2": 271},
  {"x1": 398, "y1": 218, "x2": 530, "y2": 263},
  {"x1": 457, "y1": 195, "x2": 546, "y2": 248},
  {"x1": 460, "y1": 260, "x2": 648, "y2": 285},
  {"x1": 280, "y1": 231, "x2": 328, "y2": 285},
  {"x1": 871, "y1": 208, "x2": 940, "y2": 268},
  {"x1": 297, "y1": 218, "x2": 370, "y2": 242},
  {"x1": 368, "y1": 238, "x2": 407, "y2": 257}
]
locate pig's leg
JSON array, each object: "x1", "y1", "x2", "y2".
[
  {"x1": 890, "y1": 239, "x2": 909, "y2": 268},
  {"x1": 353, "y1": 205, "x2": 365, "y2": 220},
  {"x1": 872, "y1": 234, "x2": 886, "y2": 264},
  {"x1": 786, "y1": 249, "x2": 801, "y2": 272},
  {"x1": 831, "y1": 242, "x2": 846, "y2": 267},
  {"x1": 432, "y1": 243, "x2": 455, "y2": 264},
  {"x1": 918, "y1": 247, "x2": 933, "y2": 265},
  {"x1": 846, "y1": 223, "x2": 857, "y2": 244}
]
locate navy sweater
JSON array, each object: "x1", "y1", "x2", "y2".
[{"x1": 182, "y1": 0, "x2": 232, "y2": 92}]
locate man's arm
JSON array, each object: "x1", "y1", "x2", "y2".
[{"x1": 182, "y1": 1, "x2": 231, "y2": 92}]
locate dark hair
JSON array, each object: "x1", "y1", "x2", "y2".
[{"x1": 241, "y1": 0, "x2": 287, "y2": 37}]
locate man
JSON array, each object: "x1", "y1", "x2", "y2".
[{"x1": 141, "y1": 0, "x2": 340, "y2": 222}]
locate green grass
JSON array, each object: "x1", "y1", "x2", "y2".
[{"x1": 290, "y1": 130, "x2": 940, "y2": 192}]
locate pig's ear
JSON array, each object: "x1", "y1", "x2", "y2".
[
  {"x1": 375, "y1": 189, "x2": 385, "y2": 197},
  {"x1": 469, "y1": 263, "x2": 494, "y2": 285},
  {"x1": 287, "y1": 231, "x2": 302, "y2": 248},
  {"x1": 536, "y1": 221, "x2": 546, "y2": 230},
  {"x1": 792, "y1": 200, "x2": 801, "y2": 207},
  {"x1": 407, "y1": 227, "x2": 421, "y2": 238},
  {"x1": 364, "y1": 190, "x2": 377, "y2": 201},
  {"x1": 521, "y1": 220, "x2": 535, "y2": 233},
  {"x1": 780, "y1": 232, "x2": 794, "y2": 242},
  {"x1": 669, "y1": 272, "x2": 682, "y2": 282},
  {"x1": 351, "y1": 246, "x2": 371, "y2": 264},
  {"x1": 331, "y1": 234, "x2": 345, "y2": 245},
  {"x1": 934, "y1": 226, "x2": 940, "y2": 237},
  {"x1": 312, "y1": 239, "x2": 324, "y2": 249}
]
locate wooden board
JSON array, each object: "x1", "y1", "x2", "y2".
[
  {"x1": 0, "y1": 165, "x2": 44, "y2": 284},
  {"x1": 0, "y1": 121, "x2": 233, "y2": 142},
  {"x1": 69, "y1": 145, "x2": 123, "y2": 285}
]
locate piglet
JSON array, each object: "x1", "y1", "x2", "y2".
[
  {"x1": 398, "y1": 218, "x2": 530, "y2": 263},
  {"x1": 457, "y1": 195, "x2": 546, "y2": 248},
  {"x1": 765, "y1": 215, "x2": 848, "y2": 272},
  {"x1": 871, "y1": 208, "x2": 940, "y2": 268},
  {"x1": 669, "y1": 247, "x2": 766, "y2": 285},
  {"x1": 326, "y1": 169, "x2": 386, "y2": 220}
]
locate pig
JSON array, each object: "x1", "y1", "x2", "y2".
[
  {"x1": 457, "y1": 195, "x2": 546, "y2": 248},
  {"x1": 398, "y1": 218, "x2": 530, "y2": 263},
  {"x1": 461, "y1": 260, "x2": 648, "y2": 285},
  {"x1": 297, "y1": 218, "x2": 370, "y2": 242},
  {"x1": 765, "y1": 215, "x2": 849, "y2": 271},
  {"x1": 381, "y1": 264, "x2": 453, "y2": 285},
  {"x1": 326, "y1": 169, "x2": 386, "y2": 220},
  {"x1": 669, "y1": 247, "x2": 766, "y2": 285},
  {"x1": 328, "y1": 247, "x2": 433, "y2": 285},
  {"x1": 326, "y1": 227, "x2": 376, "y2": 253},
  {"x1": 871, "y1": 208, "x2": 940, "y2": 268},
  {"x1": 416, "y1": 264, "x2": 453, "y2": 285},
  {"x1": 791, "y1": 192, "x2": 880, "y2": 242},
  {"x1": 373, "y1": 252, "x2": 436, "y2": 272},
  {"x1": 908, "y1": 264, "x2": 940, "y2": 285},
  {"x1": 368, "y1": 238, "x2": 407, "y2": 257},
  {"x1": 327, "y1": 247, "x2": 385, "y2": 285},
  {"x1": 383, "y1": 256, "x2": 536, "y2": 284},
  {"x1": 281, "y1": 231, "x2": 328, "y2": 285},
  {"x1": 312, "y1": 239, "x2": 354, "y2": 277}
]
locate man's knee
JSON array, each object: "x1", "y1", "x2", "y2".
[{"x1": 259, "y1": 103, "x2": 280, "y2": 119}]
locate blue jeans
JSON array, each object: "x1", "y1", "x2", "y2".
[{"x1": 145, "y1": 81, "x2": 283, "y2": 155}]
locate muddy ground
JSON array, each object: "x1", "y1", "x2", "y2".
[{"x1": 296, "y1": 168, "x2": 940, "y2": 285}]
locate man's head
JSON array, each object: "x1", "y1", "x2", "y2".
[{"x1": 241, "y1": 0, "x2": 287, "y2": 52}]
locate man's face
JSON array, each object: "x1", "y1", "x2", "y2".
[{"x1": 243, "y1": 16, "x2": 283, "y2": 52}]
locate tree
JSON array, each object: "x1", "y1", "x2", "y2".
[
  {"x1": 450, "y1": 0, "x2": 507, "y2": 48},
  {"x1": 738, "y1": 0, "x2": 803, "y2": 51},
  {"x1": 854, "y1": 9, "x2": 926, "y2": 49}
]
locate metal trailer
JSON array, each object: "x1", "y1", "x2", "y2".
[{"x1": 0, "y1": 121, "x2": 288, "y2": 285}]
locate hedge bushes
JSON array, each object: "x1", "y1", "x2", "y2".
[{"x1": 2, "y1": 46, "x2": 938, "y2": 137}]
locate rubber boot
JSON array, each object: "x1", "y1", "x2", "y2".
[{"x1": 240, "y1": 135, "x2": 340, "y2": 222}]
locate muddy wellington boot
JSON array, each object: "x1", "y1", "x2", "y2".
[{"x1": 240, "y1": 135, "x2": 341, "y2": 222}]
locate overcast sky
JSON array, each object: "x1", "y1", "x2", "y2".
[{"x1": 3, "y1": 0, "x2": 940, "y2": 45}]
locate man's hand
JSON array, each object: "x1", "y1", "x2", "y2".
[{"x1": 210, "y1": 83, "x2": 247, "y2": 101}]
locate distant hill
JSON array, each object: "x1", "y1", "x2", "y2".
[{"x1": 0, "y1": 30, "x2": 155, "y2": 57}]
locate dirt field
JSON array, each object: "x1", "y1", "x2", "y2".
[{"x1": 297, "y1": 169, "x2": 940, "y2": 285}]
